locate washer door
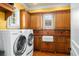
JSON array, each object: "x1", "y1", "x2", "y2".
[
  {"x1": 28, "y1": 33, "x2": 34, "y2": 46},
  {"x1": 13, "y1": 35, "x2": 27, "y2": 56}
]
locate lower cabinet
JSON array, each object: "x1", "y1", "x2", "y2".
[
  {"x1": 55, "y1": 37, "x2": 70, "y2": 54},
  {"x1": 34, "y1": 36, "x2": 70, "y2": 54},
  {"x1": 54, "y1": 37, "x2": 66, "y2": 53}
]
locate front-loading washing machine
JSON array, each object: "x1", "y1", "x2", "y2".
[
  {"x1": 0, "y1": 29, "x2": 34, "y2": 56},
  {"x1": 25, "y1": 29, "x2": 34, "y2": 56}
]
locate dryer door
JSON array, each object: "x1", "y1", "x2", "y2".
[
  {"x1": 28, "y1": 33, "x2": 34, "y2": 46},
  {"x1": 13, "y1": 35, "x2": 27, "y2": 56}
]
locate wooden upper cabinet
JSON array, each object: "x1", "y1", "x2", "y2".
[
  {"x1": 30, "y1": 14, "x2": 42, "y2": 30},
  {"x1": 55, "y1": 10, "x2": 70, "y2": 30},
  {"x1": 20, "y1": 10, "x2": 30, "y2": 29},
  {"x1": 30, "y1": 10, "x2": 70, "y2": 30},
  {"x1": 64, "y1": 11, "x2": 70, "y2": 30},
  {"x1": 55, "y1": 11, "x2": 65, "y2": 29},
  {"x1": 25, "y1": 11, "x2": 31, "y2": 29}
]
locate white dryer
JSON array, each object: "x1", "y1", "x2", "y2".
[
  {"x1": 25, "y1": 29, "x2": 34, "y2": 56},
  {"x1": 0, "y1": 29, "x2": 34, "y2": 56}
]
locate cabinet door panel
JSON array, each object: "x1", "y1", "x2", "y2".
[
  {"x1": 55, "y1": 37, "x2": 66, "y2": 53},
  {"x1": 55, "y1": 11, "x2": 70, "y2": 29},
  {"x1": 34, "y1": 36, "x2": 41, "y2": 50},
  {"x1": 65, "y1": 43, "x2": 70, "y2": 54},
  {"x1": 37, "y1": 14, "x2": 42, "y2": 29},
  {"x1": 25, "y1": 12, "x2": 31, "y2": 29},
  {"x1": 30, "y1": 14, "x2": 37, "y2": 29},
  {"x1": 20, "y1": 10, "x2": 30, "y2": 29},
  {"x1": 30, "y1": 14, "x2": 42, "y2": 29},
  {"x1": 55, "y1": 12, "x2": 65, "y2": 29},
  {"x1": 55, "y1": 43, "x2": 66, "y2": 53},
  {"x1": 65, "y1": 37, "x2": 70, "y2": 54},
  {"x1": 64, "y1": 11, "x2": 70, "y2": 29},
  {"x1": 54, "y1": 37, "x2": 66, "y2": 43},
  {"x1": 41, "y1": 42, "x2": 55, "y2": 52}
]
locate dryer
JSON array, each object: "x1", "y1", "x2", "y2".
[
  {"x1": 26, "y1": 30, "x2": 34, "y2": 56},
  {"x1": 0, "y1": 29, "x2": 34, "y2": 56}
]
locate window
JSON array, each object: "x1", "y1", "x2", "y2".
[
  {"x1": 43, "y1": 14, "x2": 55, "y2": 29},
  {"x1": 7, "y1": 8, "x2": 20, "y2": 29}
]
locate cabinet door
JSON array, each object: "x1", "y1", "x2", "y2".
[
  {"x1": 55, "y1": 10, "x2": 70, "y2": 29},
  {"x1": 55, "y1": 11, "x2": 65, "y2": 29},
  {"x1": 34, "y1": 36, "x2": 41, "y2": 51},
  {"x1": 65, "y1": 37, "x2": 70, "y2": 54},
  {"x1": 25, "y1": 12, "x2": 31, "y2": 29},
  {"x1": 20, "y1": 10, "x2": 30, "y2": 29},
  {"x1": 37, "y1": 14, "x2": 42, "y2": 29},
  {"x1": 55, "y1": 43, "x2": 66, "y2": 53},
  {"x1": 41, "y1": 42, "x2": 55, "y2": 52},
  {"x1": 30, "y1": 14, "x2": 42, "y2": 29},
  {"x1": 64, "y1": 11, "x2": 70, "y2": 29},
  {"x1": 55, "y1": 37, "x2": 66, "y2": 53}
]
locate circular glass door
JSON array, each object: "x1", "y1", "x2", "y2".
[
  {"x1": 28, "y1": 33, "x2": 34, "y2": 46},
  {"x1": 13, "y1": 35, "x2": 27, "y2": 56}
]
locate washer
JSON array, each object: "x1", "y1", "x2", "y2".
[
  {"x1": 0, "y1": 29, "x2": 34, "y2": 56},
  {"x1": 26, "y1": 30, "x2": 34, "y2": 56}
]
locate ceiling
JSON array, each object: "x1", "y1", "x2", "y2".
[{"x1": 23, "y1": 3, "x2": 70, "y2": 10}]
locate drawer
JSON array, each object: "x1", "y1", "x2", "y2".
[
  {"x1": 54, "y1": 37, "x2": 66, "y2": 43},
  {"x1": 55, "y1": 31, "x2": 65, "y2": 36},
  {"x1": 42, "y1": 31, "x2": 48, "y2": 35},
  {"x1": 42, "y1": 30, "x2": 55, "y2": 35}
]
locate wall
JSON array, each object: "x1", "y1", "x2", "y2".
[
  {"x1": 0, "y1": 11, "x2": 6, "y2": 29},
  {"x1": 71, "y1": 3, "x2": 79, "y2": 56},
  {"x1": 0, "y1": 11, "x2": 6, "y2": 51}
]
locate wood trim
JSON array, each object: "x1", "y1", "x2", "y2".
[
  {"x1": 29, "y1": 6, "x2": 70, "y2": 13},
  {"x1": 0, "y1": 3, "x2": 14, "y2": 12},
  {"x1": 5, "y1": 11, "x2": 12, "y2": 20}
]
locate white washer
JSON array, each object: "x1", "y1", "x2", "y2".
[
  {"x1": 0, "y1": 29, "x2": 34, "y2": 56},
  {"x1": 26, "y1": 30, "x2": 34, "y2": 56}
]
